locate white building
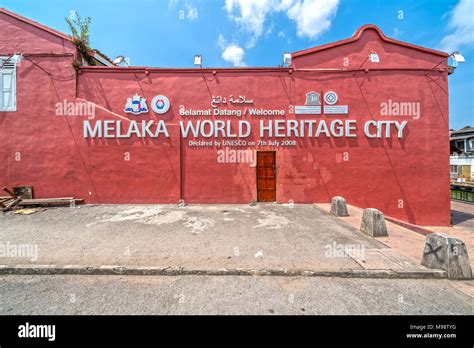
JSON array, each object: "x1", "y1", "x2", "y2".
[{"x1": 450, "y1": 126, "x2": 474, "y2": 182}]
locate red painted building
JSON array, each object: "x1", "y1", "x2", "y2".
[{"x1": 0, "y1": 8, "x2": 451, "y2": 225}]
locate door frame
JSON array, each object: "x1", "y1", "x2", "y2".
[{"x1": 256, "y1": 150, "x2": 276, "y2": 202}]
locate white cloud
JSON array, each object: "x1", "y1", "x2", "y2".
[
  {"x1": 222, "y1": 44, "x2": 246, "y2": 66},
  {"x1": 218, "y1": 34, "x2": 245, "y2": 67},
  {"x1": 278, "y1": 31, "x2": 286, "y2": 38},
  {"x1": 225, "y1": 0, "x2": 275, "y2": 47},
  {"x1": 440, "y1": 0, "x2": 474, "y2": 52},
  {"x1": 224, "y1": 0, "x2": 339, "y2": 46},
  {"x1": 286, "y1": 0, "x2": 339, "y2": 39}
]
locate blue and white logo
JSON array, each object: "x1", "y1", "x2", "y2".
[
  {"x1": 323, "y1": 90, "x2": 348, "y2": 114},
  {"x1": 324, "y1": 91, "x2": 338, "y2": 105},
  {"x1": 124, "y1": 94, "x2": 148, "y2": 115},
  {"x1": 151, "y1": 95, "x2": 171, "y2": 114}
]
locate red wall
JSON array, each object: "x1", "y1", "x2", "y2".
[{"x1": 0, "y1": 13, "x2": 451, "y2": 226}]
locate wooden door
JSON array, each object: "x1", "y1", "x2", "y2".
[{"x1": 257, "y1": 151, "x2": 276, "y2": 202}]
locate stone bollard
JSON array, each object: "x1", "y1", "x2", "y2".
[
  {"x1": 360, "y1": 208, "x2": 388, "y2": 237},
  {"x1": 421, "y1": 233, "x2": 472, "y2": 279},
  {"x1": 330, "y1": 196, "x2": 349, "y2": 217}
]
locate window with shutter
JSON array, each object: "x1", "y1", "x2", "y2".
[{"x1": 0, "y1": 57, "x2": 17, "y2": 111}]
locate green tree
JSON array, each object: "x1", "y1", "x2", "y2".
[{"x1": 65, "y1": 12, "x2": 94, "y2": 66}]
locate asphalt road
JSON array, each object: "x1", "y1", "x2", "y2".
[{"x1": 0, "y1": 275, "x2": 472, "y2": 315}]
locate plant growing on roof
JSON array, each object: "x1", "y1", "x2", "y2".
[{"x1": 65, "y1": 11, "x2": 95, "y2": 66}]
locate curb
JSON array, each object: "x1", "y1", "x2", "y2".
[
  {"x1": 0, "y1": 265, "x2": 448, "y2": 279},
  {"x1": 384, "y1": 216, "x2": 434, "y2": 236}
]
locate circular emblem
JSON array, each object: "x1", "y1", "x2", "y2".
[
  {"x1": 324, "y1": 91, "x2": 338, "y2": 105},
  {"x1": 151, "y1": 95, "x2": 170, "y2": 114}
]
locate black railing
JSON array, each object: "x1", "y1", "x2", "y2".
[{"x1": 451, "y1": 184, "x2": 474, "y2": 203}]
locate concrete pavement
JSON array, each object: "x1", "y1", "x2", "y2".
[
  {"x1": 426, "y1": 201, "x2": 474, "y2": 267},
  {"x1": 0, "y1": 275, "x2": 472, "y2": 315},
  {"x1": 0, "y1": 204, "x2": 443, "y2": 277},
  {"x1": 450, "y1": 200, "x2": 474, "y2": 230},
  {"x1": 1, "y1": 203, "x2": 472, "y2": 316},
  {"x1": 317, "y1": 203, "x2": 429, "y2": 265},
  {"x1": 316, "y1": 201, "x2": 474, "y2": 270}
]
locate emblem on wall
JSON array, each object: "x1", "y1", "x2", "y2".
[
  {"x1": 305, "y1": 91, "x2": 321, "y2": 106},
  {"x1": 324, "y1": 91, "x2": 338, "y2": 105},
  {"x1": 294, "y1": 90, "x2": 348, "y2": 115},
  {"x1": 124, "y1": 94, "x2": 148, "y2": 115},
  {"x1": 323, "y1": 91, "x2": 348, "y2": 114},
  {"x1": 295, "y1": 91, "x2": 322, "y2": 115},
  {"x1": 151, "y1": 95, "x2": 171, "y2": 114}
]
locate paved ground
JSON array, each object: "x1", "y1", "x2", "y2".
[
  {"x1": 1, "y1": 204, "x2": 427, "y2": 272},
  {"x1": 425, "y1": 201, "x2": 474, "y2": 268},
  {"x1": 317, "y1": 203, "x2": 429, "y2": 265},
  {"x1": 0, "y1": 275, "x2": 472, "y2": 315},
  {"x1": 317, "y1": 201, "x2": 474, "y2": 270},
  {"x1": 451, "y1": 200, "x2": 474, "y2": 230},
  {"x1": 1, "y1": 203, "x2": 472, "y2": 316}
]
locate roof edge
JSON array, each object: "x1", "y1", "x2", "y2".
[
  {"x1": 1, "y1": 8, "x2": 115, "y2": 66},
  {"x1": 0, "y1": 7, "x2": 74, "y2": 42},
  {"x1": 79, "y1": 66, "x2": 291, "y2": 73},
  {"x1": 291, "y1": 24, "x2": 449, "y2": 58}
]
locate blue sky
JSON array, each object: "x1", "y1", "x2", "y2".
[{"x1": 2, "y1": 0, "x2": 472, "y2": 129}]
